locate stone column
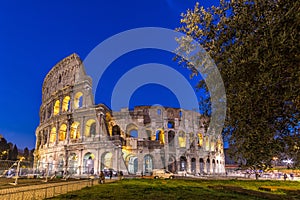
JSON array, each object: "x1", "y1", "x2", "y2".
[
  {"x1": 47, "y1": 127, "x2": 50, "y2": 147},
  {"x1": 96, "y1": 113, "x2": 101, "y2": 140},
  {"x1": 196, "y1": 158, "x2": 200, "y2": 174},
  {"x1": 55, "y1": 121, "x2": 59, "y2": 144},
  {"x1": 186, "y1": 157, "x2": 191, "y2": 173},
  {"x1": 210, "y1": 158, "x2": 213, "y2": 174},
  {"x1": 203, "y1": 160, "x2": 207, "y2": 173},
  {"x1": 80, "y1": 116, "x2": 85, "y2": 142}
]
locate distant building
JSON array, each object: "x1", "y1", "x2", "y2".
[{"x1": 34, "y1": 53, "x2": 225, "y2": 175}]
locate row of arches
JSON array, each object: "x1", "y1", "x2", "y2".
[
  {"x1": 48, "y1": 119, "x2": 96, "y2": 143},
  {"x1": 40, "y1": 152, "x2": 115, "y2": 175},
  {"x1": 53, "y1": 92, "x2": 83, "y2": 116},
  {"x1": 173, "y1": 156, "x2": 223, "y2": 174},
  {"x1": 41, "y1": 92, "x2": 84, "y2": 122}
]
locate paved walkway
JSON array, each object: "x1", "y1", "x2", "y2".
[{"x1": 0, "y1": 178, "x2": 117, "y2": 200}]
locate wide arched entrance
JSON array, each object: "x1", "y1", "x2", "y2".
[
  {"x1": 126, "y1": 155, "x2": 138, "y2": 174},
  {"x1": 199, "y1": 158, "x2": 204, "y2": 174},
  {"x1": 83, "y1": 152, "x2": 95, "y2": 174},
  {"x1": 168, "y1": 156, "x2": 177, "y2": 173},
  {"x1": 179, "y1": 156, "x2": 187, "y2": 171},
  {"x1": 101, "y1": 152, "x2": 113, "y2": 170},
  {"x1": 144, "y1": 154, "x2": 153, "y2": 174},
  {"x1": 191, "y1": 158, "x2": 196, "y2": 173},
  {"x1": 68, "y1": 153, "x2": 78, "y2": 174}
]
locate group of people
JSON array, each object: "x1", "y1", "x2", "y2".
[
  {"x1": 98, "y1": 170, "x2": 123, "y2": 184},
  {"x1": 283, "y1": 173, "x2": 294, "y2": 181}
]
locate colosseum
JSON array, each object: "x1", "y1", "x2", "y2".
[{"x1": 34, "y1": 53, "x2": 225, "y2": 176}]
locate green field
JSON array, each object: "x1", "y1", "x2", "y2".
[{"x1": 48, "y1": 178, "x2": 300, "y2": 200}]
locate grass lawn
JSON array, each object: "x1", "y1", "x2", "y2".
[{"x1": 48, "y1": 178, "x2": 300, "y2": 200}]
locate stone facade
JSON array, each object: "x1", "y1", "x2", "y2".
[{"x1": 34, "y1": 53, "x2": 225, "y2": 176}]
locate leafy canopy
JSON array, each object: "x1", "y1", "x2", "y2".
[{"x1": 177, "y1": 0, "x2": 300, "y2": 169}]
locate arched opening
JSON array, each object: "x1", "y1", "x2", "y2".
[
  {"x1": 212, "y1": 159, "x2": 216, "y2": 174},
  {"x1": 211, "y1": 140, "x2": 215, "y2": 151},
  {"x1": 50, "y1": 127, "x2": 56, "y2": 143},
  {"x1": 191, "y1": 158, "x2": 196, "y2": 173},
  {"x1": 179, "y1": 156, "x2": 187, "y2": 171},
  {"x1": 101, "y1": 152, "x2": 113, "y2": 170},
  {"x1": 83, "y1": 152, "x2": 95, "y2": 174},
  {"x1": 157, "y1": 109, "x2": 161, "y2": 115},
  {"x1": 70, "y1": 122, "x2": 80, "y2": 139},
  {"x1": 168, "y1": 130, "x2": 175, "y2": 147},
  {"x1": 48, "y1": 156, "x2": 53, "y2": 173},
  {"x1": 168, "y1": 156, "x2": 177, "y2": 173},
  {"x1": 85, "y1": 119, "x2": 96, "y2": 137},
  {"x1": 126, "y1": 124, "x2": 138, "y2": 138},
  {"x1": 128, "y1": 156, "x2": 138, "y2": 174},
  {"x1": 198, "y1": 133, "x2": 203, "y2": 147},
  {"x1": 62, "y1": 96, "x2": 71, "y2": 112},
  {"x1": 145, "y1": 129, "x2": 152, "y2": 140},
  {"x1": 167, "y1": 121, "x2": 175, "y2": 128},
  {"x1": 199, "y1": 158, "x2": 204, "y2": 174},
  {"x1": 129, "y1": 129, "x2": 138, "y2": 138},
  {"x1": 112, "y1": 125, "x2": 120, "y2": 136},
  {"x1": 205, "y1": 136, "x2": 210, "y2": 151},
  {"x1": 74, "y1": 92, "x2": 83, "y2": 109},
  {"x1": 58, "y1": 154, "x2": 64, "y2": 172},
  {"x1": 155, "y1": 129, "x2": 165, "y2": 144},
  {"x1": 206, "y1": 158, "x2": 210, "y2": 173},
  {"x1": 53, "y1": 100, "x2": 60, "y2": 115},
  {"x1": 178, "y1": 131, "x2": 186, "y2": 148},
  {"x1": 144, "y1": 155, "x2": 153, "y2": 174},
  {"x1": 68, "y1": 153, "x2": 78, "y2": 174},
  {"x1": 59, "y1": 124, "x2": 67, "y2": 141},
  {"x1": 217, "y1": 139, "x2": 222, "y2": 152}
]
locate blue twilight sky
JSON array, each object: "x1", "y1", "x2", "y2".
[{"x1": 0, "y1": 0, "x2": 219, "y2": 149}]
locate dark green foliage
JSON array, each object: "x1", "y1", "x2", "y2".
[{"x1": 176, "y1": 0, "x2": 300, "y2": 169}]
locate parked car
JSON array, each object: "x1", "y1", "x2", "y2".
[{"x1": 152, "y1": 169, "x2": 174, "y2": 179}]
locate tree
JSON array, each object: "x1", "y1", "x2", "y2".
[
  {"x1": 23, "y1": 147, "x2": 29, "y2": 161},
  {"x1": 0, "y1": 136, "x2": 10, "y2": 160},
  {"x1": 11, "y1": 144, "x2": 18, "y2": 161},
  {"x1": 177, "y1": 0, "x2": 299, "y2": 169}
]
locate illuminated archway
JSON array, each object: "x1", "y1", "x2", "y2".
[
  {"x1": 74, "y1": 92, "x2": 83, "y2": 109},
  {"x1": 70, "y1": 122, "x2": 80, "y2": 139},
  {"x1": 179, "y1": 156, "x2": 187, "y2": 171},
  {"x1": 101, "y1": 152, "x2": 113, "y2": 170},
  {"x1": 68, "y1": 153, "x2": 78, "y2": 174},
  {"x1": 144, "y1": 154, "x2": 153, "y2": 173},
  {"x1": 62, "y1": 96, "x2": 70, "y2": 112},
  {"x1": 49, "y1": 127, "x2": 56, "y2": 143},
  {"x1": 83, "y1": 152, "x2": 95, "y2": 174},
  {"x1": 178, "y1": 131, "x2": 186, "y2": 148},
  {"x1": 59, "y1": 124, "x2": 67, "y2": 141},
  {"x1": 85, "y1": 119, "x2": 96, "y2": 137},
  {"x1": 127, "y1": 155, "x2": 138, "y2": 174},
  {"x1": 198, "y1": 133, "x2": 203, "y2": 147},
  {"x1": 53, "y1": 100, "x2": 60, "y2": 115},
  {"x1": 155, "y1": 129, "x2": 164, "y2": 144},
  {"x1": 58, "y1": 154, "x2": 64, "y2": 171}
]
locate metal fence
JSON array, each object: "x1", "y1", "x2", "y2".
[{"x1": 0, "y1": 179, "x2": 96, "y2": 200}]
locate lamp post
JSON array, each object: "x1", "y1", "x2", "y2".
[{"x1": 10, "y1": 157, "x2": 25, "y2": 185}]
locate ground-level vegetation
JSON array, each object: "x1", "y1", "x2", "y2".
[{"x1": 48, "y1": 178, "x2": 300, "y2": 200}]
